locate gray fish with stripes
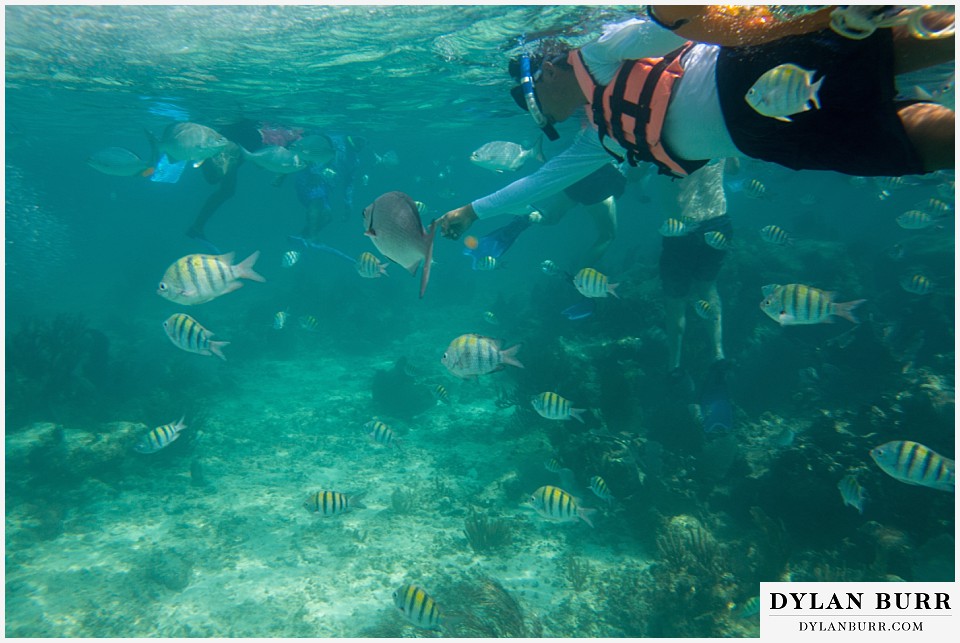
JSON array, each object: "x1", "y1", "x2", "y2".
[
  {"x1": 531, "y1": 391, "x2": 586, "y2": 423},
  {"x1": 303, "y1": 490, "x2": 366, "y2": 516},
  {"x1": 157, "y1": 251, "x2": 265, "y2": 305},
  {"x1": 134, "y1": 416, "x2": 187, "y2": 454},
  {"x1": 163, "y1": 313, "x2": 230, "y2": 360},
  {"x1": 393, "y1": 583, "x2": 443, "y2": 631}
]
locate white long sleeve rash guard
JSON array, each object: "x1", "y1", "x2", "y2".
[{"x1": 472, "y1": 18, "x2": 739, "y2": 220}]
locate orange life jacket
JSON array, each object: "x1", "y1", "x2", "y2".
[{"x1": 569, "y1": 44, "x2": 707, "y2": 178}]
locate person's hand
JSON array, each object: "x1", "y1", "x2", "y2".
[{"x1": 438, "y1": 204, "x2": 478, "y2": 240}]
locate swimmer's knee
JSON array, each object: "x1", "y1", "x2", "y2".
[{"x1": 900, "y1": 102, "x2": 955, "y2": 171}]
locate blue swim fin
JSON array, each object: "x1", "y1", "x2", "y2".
[
  {"x1": 561, "y1": 300, "x2": 595, "y2": 320},
  {"x1": 698, "y1": 359, "x2": 733, "y2": 433},
  {"x1": 463, "y1": 215, "x2": 532, "y2": 264},
  {"x1": 150, "y1": 153, "x2": 187, "y2": 184}
]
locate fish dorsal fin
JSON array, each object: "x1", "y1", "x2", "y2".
[{"x1": 218, "y1": 251, "x2": 236, "y2": 264}]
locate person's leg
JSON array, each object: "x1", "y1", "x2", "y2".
[
  {"x1": 582, "y1": 196, "x2": 618, "y2": 267},
  {"x1": 898, "y1": 102, "x2": 955, "y2": 171},
  {"x1": 187, "y1": 157, "x2": 239, "y2": 239},
  {"x1": 695, "y1": 280, "x2": 725, "y2": 362},
  {"x1": 665, "y1": 296, "x2": 687, "y2": 372}
]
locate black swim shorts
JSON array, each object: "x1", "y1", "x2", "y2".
[
  {"x1": 716, "y1": 29, "x2": 927, "y2": 176},
  {"x1": 563, "y1": 163, "x2": 627, "y2": 206},
  {"x1": 660, "y1": 215, "x2": 732, "y2": 298}
]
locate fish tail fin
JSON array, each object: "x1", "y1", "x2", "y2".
[
  {"x1": 419, "y1": 220, "x2": 438, "y2": 299},
  {"x1": 237, "y1": 250, "x2": 266, "y2": 282},
  {"x1": 578, "y1": 506, "x2": 597, "y2": 528},
  {"x1": 209, "y1": 340, "x2": 230, "y2": 361},
  {"x1": 500, "y1": 343, "x2": 524, "y2": 369},
  {"x1": 349, "y1": 492, "x2": 367, "y2": 509},
  {"x1": 177, "y1": 415, "x2": 187, "y2": 431},
  {"x1": 608, "y1": 282, "x2": 621, "y2": 298},
  {"x1": 380, "y1": 263, "x2": 389, "y2": 277},
  {"x1": 834, "y1": 299, "x2": 866, "y2": 324},
  {"x1": 569, "y1": 407, "x2": 587, "y2": 424},
  {"x1": 810, "y1": 76, "x2": 825, "y2": 109}
]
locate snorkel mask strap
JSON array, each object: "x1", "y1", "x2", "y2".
[{"x1": 519, "y1": 39, "x2": 560, "y2": 141}]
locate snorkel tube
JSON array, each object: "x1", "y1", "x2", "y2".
[{"x1": 519, "y1": 51, "x2": 560, "y2": 141}]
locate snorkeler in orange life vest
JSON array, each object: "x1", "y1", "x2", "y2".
[{"x1": 437, "y1": 10, "x2": 954, "y2": 240}]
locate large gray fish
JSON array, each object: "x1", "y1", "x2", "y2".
[
  {"x1": 87, "y1": 147, "x2": 154, "y2": 177},
  {"x1": 155, "y1": 122, "x2": 228, "y2": 167},
  {"x1": 362, "y1": 191, "x2": 436, "y2": 298},
  {"x1": 470, "y1": 137, "x2": 543, "y2": 173},
  {"x1": 242, "y1": 145, "x2": 307, "y2": 174}
]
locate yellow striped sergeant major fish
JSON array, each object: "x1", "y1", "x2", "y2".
[
  {"x1": 760, "y1": 283, "x2": 865, "y2": 326},
  {"x1": 896, "y1": 209, "x2": 939, "y2": 230},
  {"x1": 356, "y1": 251, "x2": 388, "y2": 278},
  {"x1": 589, "y1": 476, "x2": 615, "y2": 504},
  {"x1": 703, "y1": 230, "x2": 730, "y2": 250},
  {"x1": 659, "y1": 217, "x2": 688, "y2": 237},
  {"x1": 759, "y1": 224, "x2": 792, "y2": 245},
  {"x1": 158, "y1": 251, "x2": 265, "y2": 305},
  {"x1": 527, "y1": 485, "x2": 596, "y2": 527},
  {"x1": 303, "y1": 490, "x2": 365, "y2": 516},
  {"x1": 900, "y1": 273, "x2": 934, "y2": 295},
  {"x1": 745, "y1": 63, "x2": 824, "y2": 122},
  {"x1": 441, "y1": 333, "x2": 523, "y2": 379},
  {"x1": 163, "y1": 313, "x2": 229, "y2": 360},
  {"x1": 134, "y1": 416, "x2": 187, "y2": 454},
  {"x1": 870, "y1": 441, "x2": 955, "y2": 492},
  {"x1": 531, "y1": 391, "x2": 586, "y2": 423},
  {"x1": 393, "y1": 583, "x2": 443, "y2": 631},
  {"x1": 573, "y1": 267, "x2": 619, "y2": 299},
  {"x1": 694, "y1": 299, "x2": 716, "y2": 319},
  {"x1": 365, "y1": 419, "x2": 400, "y2": 448}
]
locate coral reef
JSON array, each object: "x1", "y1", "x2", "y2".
[
  {"x1": 388, "y1": 488, "x2": 417, "y2": 515},
  {"x1": 562, "y1": 554, "x2": 592, "y2": 592},
  {"x1": 6, "y1": 421, "x2": 147, "y2": 490},
  {"x1": 6, "y1": 314, "x2": 112, "y2": 428},
  {"x1": 445, "y1": 574, "x2": 542, "y2": 638},
  {"x1": 642, "y1": 515, "x2": 735, "y2": 638},
  {"x1": 462, "y1": 511, "x2": 512, "y2": 554}
]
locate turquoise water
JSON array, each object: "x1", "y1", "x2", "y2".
[{"x1": 5, "y1": 5, "x2": 955, "y2": 638}]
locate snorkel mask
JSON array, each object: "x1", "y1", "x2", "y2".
[{"x1": 519, "y1": 52, "x2": 560, "y2": 141}]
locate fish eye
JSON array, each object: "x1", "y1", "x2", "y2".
[
  {"x1": 441, "y1": 352, "x2": 447, "y2": 360},
  {"x1": 158, "y1": 282, "x2": 168, "y2": 291}
]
